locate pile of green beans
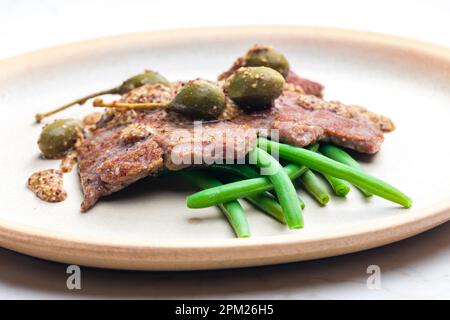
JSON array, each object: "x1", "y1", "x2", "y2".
[
  {"x1": 179, "y1": 170, "x2": 251, "y2": 238},
  {"x1": 182, "y1": 139, "x2": 411, "y2": 238},
  {"x1": 187, "y1": 144, "x2": 319, "y2": 209},
  {"x1": 205, "y1": 165, "x2": 286, "y2": 223},
  {"x1": 258, "y1": 138, "x2": 412, "y2": 208},
  {"x1": 248, "y1": 147, "x2": 304, "y2": 229}
]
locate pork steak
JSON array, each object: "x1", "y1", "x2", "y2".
[{"x1": 77, "y1": 80, "x2": 394, "y2": 211}]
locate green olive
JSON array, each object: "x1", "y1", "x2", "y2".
[
  {"x1": 224, "y1": 67, "x2": 285, "y2": 111},
  {"x1": 168, "y1": 80, "x2": 226, "y2": 119},
  {"x1": 119, "y1": 70, "x2": 170, "y2": 93},
  {"x1": 38, "y1": 119, "x2": 82, "y2": 158},
  {"x1": 243, "y1": 45, "x2": 290, "y2": 78}
]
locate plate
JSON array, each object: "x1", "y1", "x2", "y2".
[{"x1": 0, "y1": 26, "x2": 449, "y2": 270}]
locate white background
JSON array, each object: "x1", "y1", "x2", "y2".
[{"x1": 1, "y1": 0, "x2": 449, "y2": 299}]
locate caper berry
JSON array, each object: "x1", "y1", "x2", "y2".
[
  {"x1": 168, "y1": 80, "x2": 226, "y2": 119},
  {"x1": 224, "y1": 67, "x2": 285, "y2": 111},
  {"x1": 243, "y1": 45, "x2": 290, "y2": 78},
  {"x1": 38, "y1": 119, "x2": 82, "y2": 158},
  {"x1": 119, "y1": 70, "x2": 170, "y2": 94}
]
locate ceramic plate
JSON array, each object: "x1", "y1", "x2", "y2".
[{"x1": 0, "y1": 26, "x2": 449, "y2": 270}]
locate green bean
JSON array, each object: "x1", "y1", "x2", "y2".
[
  {"x1": 313, "y1": 150, "x2": 351, "y2": 197},
  {"x1": 320, "y1": 171, "x2": 351, "y2": 197},
  {"x1": 186, "y1": 144, "x2": 318, "y2": 210},
  {"x1": 220, "y1": 171, "x2": 286, "y2": 224},
  {"x1": 258, "y1": 138, "x2": 412, "y2": 208},
  {"x1": 187, "y1": 177, "x2": 274, "y2": 208},
  {"x1": 299, "y1": 170, "x2": 330, "y2": 206},
  {"x1": 319, "y1": 144, "x2": 372, "y2": 197},
  {"x1": 208, "y1": 164, "x2": 260, "y2": 179},
  {"x1": 296, "y1": 192, "x2": 306, "y2": 210},
  {"x1": 179, "y1": 170, "x2": 250, "y2": 238},
  {"x1": 206, "y1": 164, "x2": 305, "y2": 210},
  {"x1": 244, "y1": 193, "x2": 286, "y2": 224},
  {"x1": 182, "y1": 167, "x2": 284, "y2": 228},
  {"x1": 248, "y1": 147, "x2": 303, "y2": 229}
]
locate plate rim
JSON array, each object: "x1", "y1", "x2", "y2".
[{"x1": 1, "y1": 25, "x2": 449, "y2": 270}]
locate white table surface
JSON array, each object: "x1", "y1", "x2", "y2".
[{"x1": 1, "y1": 0, "x2": 449, "y2": 299}]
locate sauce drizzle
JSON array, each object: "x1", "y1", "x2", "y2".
[{"x1": 27, "y1": 169, "x2": 67, "y2": 202}]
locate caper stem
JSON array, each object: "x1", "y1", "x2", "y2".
[
  {"x1": 35, "y1": 87, "x2": 120, "y2": 123},
  {"x1": 92, "y1": 98, "x2": 168, "y2": 110}
]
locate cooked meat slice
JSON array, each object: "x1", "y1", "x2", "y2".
[
  {"x1": 77, "y1": 82, "x2": 393, "y2": 210},
  {"x1": 279, "y1": 92, "x2": 389, "y2": 152},
  {"x1": 286, "y1": 71, "x2": 324, "y2": 98},
  {"x1": 296, "y1": 95, "x2": 395, "y2": 132},
  {"x1": 78, "y1": 129, "x2": 164, "y2": 211},
  {"x1": 77, "y1": 107, "x2": 257, "y2": 211},
  {"x1": 231, "y1": 91, "x2": 387, "y2": 154}
]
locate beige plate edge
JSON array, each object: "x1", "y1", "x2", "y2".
[{"x1": 0, "y1": 26, "x2": 449, "y2": 271}]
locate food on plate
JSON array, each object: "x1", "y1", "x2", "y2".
[
  {"x1": 37, "y1": 118, "x2": 82, "y2": 158},
  {"x1": 224, "y1": 66, "x2": 285, "y2": 111},
  {"x1": 28, "y1": 45, "x2": 411, "y2": 238},
  {"x1": 91, "y1": 80, "x2": 228, "y2": 120},
  {"x1": 34, "y1": 70, "x2": 170, "y2": 123},
  {"x1": 299, "y1": 169, "x2": 331, "y2": 206},
  {"x1": 219, "y1": 45, "x2": 323, "y2": 97},
  {"x1": 28, "y1": 169, "x2": 67, "y2": 202},
  {"x1": 167, "y1": 80, "x2": 226, "y2": 119},
  {"x1": 218, "y1": 45, "x2": 290, "y2": 79}
]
